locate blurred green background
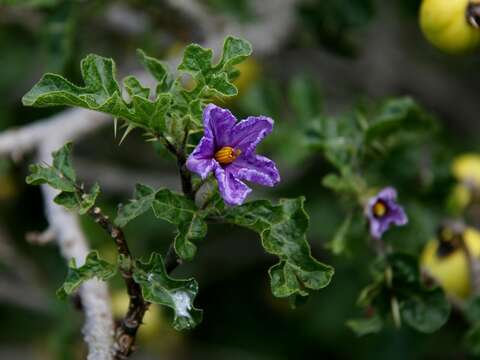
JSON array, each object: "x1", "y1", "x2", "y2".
[{"x1": 1, "y1": 0, "x2": 480, "y2": 359}]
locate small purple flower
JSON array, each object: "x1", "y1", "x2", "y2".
[
  {"x1": 187, "y1": 104, "x2": 280, "y2": 206},
  {"x1": 366, "y1": 187, "x2": 408, "y2": 239}
]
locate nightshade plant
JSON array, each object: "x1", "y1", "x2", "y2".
[
  {"x1": 22, "y1": 36, "x2": 334, "y2": 358},
  {"x1": 302, "y1": 93, "x2": 452, "y2": 335}
]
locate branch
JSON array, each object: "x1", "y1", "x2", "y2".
[
  {"x1": 0, "y1": 108, "x2": 109, "y2": 160},
  {"x1": 0, "y1": 2, "x2": 300, "y2": 356},
  {"x1": 86, "y1": 206, "x2": 148, "y2": 360},
  {"x1": 38, "y1": 135, "x2": 114, "y2": 360}
]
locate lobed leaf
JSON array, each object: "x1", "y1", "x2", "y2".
[
  {"x1": 222, "y1": 197, "x2": 334, "y2": 300},
  {"x1": 355, "y1": 253, "x2": 451, "y2": 334},
  {"x1": 137, "y1": 49, "x2": 168, "y2": 84},
  {"x1": 218, "y1": 36, "x2": 253, "y2": 68},
  {"x1": 26, "y1": 164, "x2": 76, "y2": 192},
  {"x1": 152, "y1": 189, "x2": 207, "y2": 261},
  {"x1": 115, "y1": 183, "x2": 157, "y2": 227},
  {"x1": 123, "y1": 76, "x2": 150, "y2": 99},
  {"x1": 178, "y1": 44, "x2": 213, "y2": 75},
  {"x1": 57, "y1": 251, "x2": 116, "y2": 299},
  {"x1": 178, "y1": 36, "x2": 252, "y2": 97},
  {"x1": 23, "y1": 54, "x2": 124, "y2": 109},
  {"x1": 133, "y1": 253, "x2": 202, "y2": 330}
]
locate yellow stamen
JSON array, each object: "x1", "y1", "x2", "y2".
[
  {"x1": 373, "y1": 201, "x2": 387, "y2": 218},
  {"x1": 214, "y1": 146, "x2": 241, "y2": 165}
]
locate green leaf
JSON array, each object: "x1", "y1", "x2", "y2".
[
  {"x1": 57, "y1": 251, "x2": 116, "y2": 299},
  {"x1": 209, "y1": 73, "x2": 238, "y2": 96},
  {"x1": 133, "y1": 253, "x2": 202, "y2": 330},
  {"x1": 26, "y1": 164, "x2": 76, "y2": 192},
  {"x1": 152, "y1": 189, "x2": 207, "y2": 261},
  {"x1": 54, "y1": 191, "x2": 78, "y2": 209},
  {"x1": 327, "y1": 213, "x2": 352, "y2": 255},
  {"x1": 465, "y1": 323, "x2": 480, "y2": 355},
  {"x1": 365, "y1": 97, "x2": 434, "y2": 143},
  {"x1": 360, "y1": 254, "x2": 451, "y2": 333},
  {"x1": 123, "y1": 76, "x2": 150, "y2": 99},
  {"x1": 400, "y1": 287, "x2": 451, "y2": 333},
  {"x1": 78, "y1": 183, "x2": 100, "y2": 215},
  {"x1": 178, "y1": 44, "x2": 213, "y2": 75},
  {"x1": 466, "y1": 297, "x2": 480, "y2": 323},
  {"x1": 26, "y1": 142, "x2": 78, "y2": 191},
  {"x1": 115, "y1": 184, "x2": 157, "y2": 227},
  {"x1": 322, "y1": 173, "x2": 352, "y2": 193},
  {"x1": 130, "y1": 93, "x2": 172, "y2": 132},
  {"x1": 137, "y1": 49, "x2": 168, "y2": 84},
  {"x1": 223, "y1": 197, "x2": 334, "y2": 299},
  {"x1": 22, "y1": 54, "x2": 132, "y2": 121},
  {"x1": 287, "y1": 75, "x2": 323, "y2": 122},
  {"x1": 218, "y1": 36, "x2": 252, "y2": 68},
  {"x1": 52, "y1": 142, "x2": 76, "y2": 182},
  {"x1": 347, "y1": 314, "x2": 383, "y2": 336}
]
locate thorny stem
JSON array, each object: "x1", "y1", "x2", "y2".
[
  {"x1": 92, "y1": 132, "x2": 194, "y2": 357},
  {"x1": 160, "y1": 135, "x2": 195, "y2": 200},
  {"x1": 86, "y1": 205, "x2": 148, "y2": 360}
]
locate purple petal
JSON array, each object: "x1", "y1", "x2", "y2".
[
  {"x1": 369, "y1": 218, "x2": 384, "y2": 239},
  {"x1": 367, "y1": 187, "x2": 408, "y2": 239},
  {"x1": 378, "y1": 187, "x2": 397, "y2": 201},
  {"x1": 227, "y1": 154, "x2": 280, "y2": 187},
  {"x1": 230, "y1": 116, "x2": 273, "y2": 155},
  {"x1": 186, "y1": 136, "x2": 216, "y2": 179},
  {"x1": 214, "y1": 166, "x2": 251, "y2": 206},
  {"x1": 203, "y1": 104, "x2": 236, "y2": 148},
  {"x1": 388, "y1": 203, "x2": 408, "y2": 226}
]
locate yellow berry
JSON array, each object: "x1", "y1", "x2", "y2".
[
  {"x1": 421, "y1": 227, "x2": 480, "y2": 298},
  {"x1": 420, "y1": 0, "x2": 480, "y2": 54}
]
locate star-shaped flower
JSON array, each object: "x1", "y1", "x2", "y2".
[
  {"x1": 366, "y1": 187, "x2": 408, "y2": 239},
  {"x1": 186, "y1": 104, "x2": 280, "y2": 206}
]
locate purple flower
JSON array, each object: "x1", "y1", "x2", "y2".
[
  {"x1": 366, "y1": 187, "x2": 408, "y2": 239},
  {"x1": 187, "y1": 104, "x2": 280, "y2": 206}
]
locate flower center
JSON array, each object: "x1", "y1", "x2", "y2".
[
  {"x1": 373, "y1": 201, "x2": 387, "y2": 218},
  {"x1": 214, "y1": 146, "x2": 241, "y2": 165}
]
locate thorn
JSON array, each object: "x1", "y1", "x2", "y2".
[
  {"x1": 119, "y1": 124, "x2": 135, "y2": 145},
  {"x1": 113, "y1": 118, "x2": 118, "y2": 139}
]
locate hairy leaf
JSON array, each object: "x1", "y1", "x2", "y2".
[
  {"x1": 26, "y1": 164, "x2": 76, "y2": 192},
  {"x1": 123, "y1": 75, "x2": 150, "y2": 99},
  {"x1": 115, "y1": 184, "x2": 157, "y2": 227},
  {"x1": 133, "y1": 253, "x2": 202, "y2": 330},
  {"x1": 178, "y1": 36, "x2": 252, "y2": 97},
  {"x1": 137, "y1": 49, "x2": 168, "y2": 84},
  {"x1": 26, "y1": 143, "x2": 77, "y2": 191},
  {"x1": 57, "y1": 251, "x2": 116, "y2": 299},
  {"x1": 218, "y1": 36, "x2": 252, "y2": 68},
  {"x1": 152, "y1": 189, "x2": 207, "y2": 261},
  {"x1": 222, "y1": 197, "x2": 334, "y2": 299},
  {"x1": 178, "y1": 44, "x2": 213, "y2": 75}
]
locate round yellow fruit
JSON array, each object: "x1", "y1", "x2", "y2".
[
  {"x1": 421, "y1": 227, "x2": 480, "y2": 298},
  {"x1": 420, "y1": 0, "x2": 480, "y2": 54}
]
